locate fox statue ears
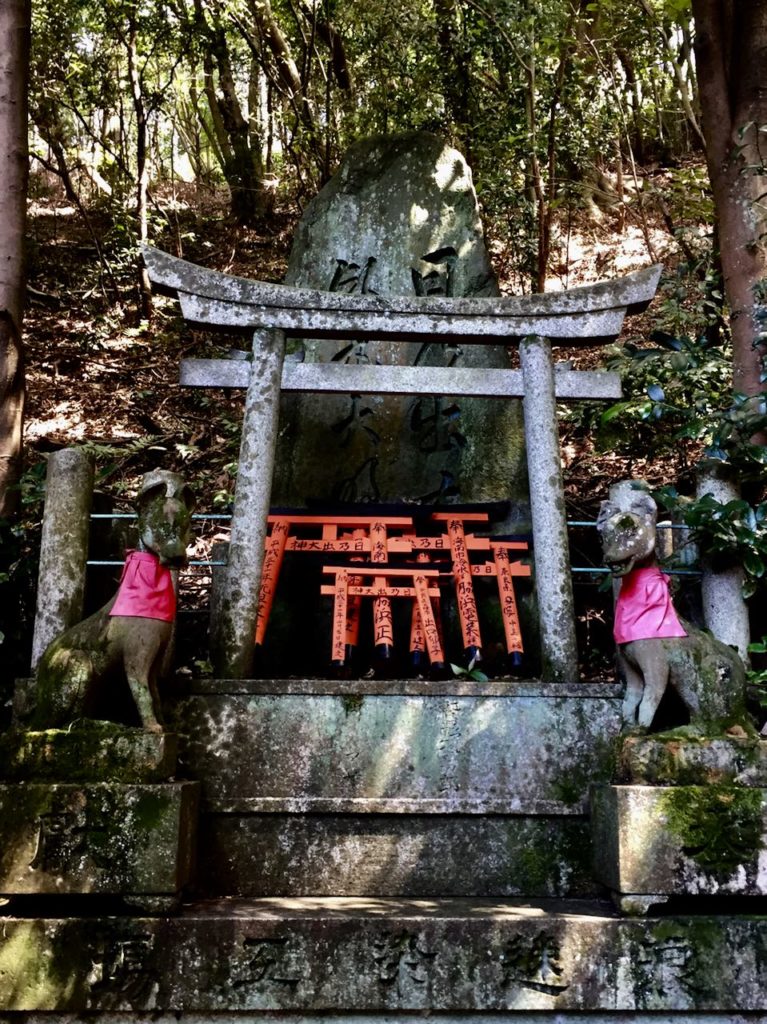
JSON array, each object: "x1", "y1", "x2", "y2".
[
  {"x1": 138, "y1": 470, "x2": 196, "y2": 514},
  {"x1": 597, "y1": 491, "x2": 657, "y2": 533}
]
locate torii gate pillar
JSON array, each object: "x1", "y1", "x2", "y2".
[
  {"x1": 520, "y1": 336, "x2": 577, "y2": 682},
  {"x1": 211, "y1": 327, "x2": 287, "y2": 678}
]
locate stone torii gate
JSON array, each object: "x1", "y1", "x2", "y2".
[{"x1": 143, "y1": 246, "x2": 661, "y2": 681}]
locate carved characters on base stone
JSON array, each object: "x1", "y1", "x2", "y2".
[
  {"x1": 371, "y1": 929, "x2": 436, "y2": 1001},
  {"x1": 32, "y1": 470, "x2": 195, "y2": 733},
  {"x1": 498, "y1": 932, "x2": 570, "y2": 998},
  {"x1": 597, "y1": 485, "x2": 746, "y2": 732},
  {"x1": 87, "y1": 932, "x2": 159, "y2": 1010}
]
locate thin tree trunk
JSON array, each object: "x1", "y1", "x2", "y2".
[
  {"x1": 0, "y1": 0, "x2": 30, "y2": 516},
  {"x1": 126, "y1": 19, "x2": 153, "y2": 321},
  {"x1": 692, "y1": 0, "x2": 767, "y2": 411}
]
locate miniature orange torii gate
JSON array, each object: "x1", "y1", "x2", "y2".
[
  {"x1": 143, "y1": 246, "x2": 661, "y2": 682},
  {"x1": 255, "y1": 511, "x2": 530, "y2": 671}
]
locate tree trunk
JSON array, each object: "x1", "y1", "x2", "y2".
[
  {"x1": 126, "y1": 19, "x2": 153, "y2": 321},
  {"x1": 0, "y1": 0, "x2": 30, "y2": 517},
  {"x1": 692, "y1": 0, "x2": 767, "y2": 409},
  {"x1": 197, "y1": 3, "x2": 265, "y2": 226}
]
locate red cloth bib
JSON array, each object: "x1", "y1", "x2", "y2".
[
  {"x1": 614, "y1": 565, "x2": 687, "y2": 644},
  {"x1": 109, "y1": 550, "x2": 176, "y2": 622}
]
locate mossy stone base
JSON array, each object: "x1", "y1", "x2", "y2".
[
  {"x1": 591, "y1": 784, "x2": 767, "y2": 904},
  {"x1": 0, "y1": 723, "x2": 178, "y2": 783},
  {"x1": 2, "y1": 899, "x2": 767, "y2": 1011},
  {"x1": 620, "y1": 733, "x2": 767, "y2": 786},
  {"x1": 0, "y1": 782, "x2": 199, "y2": 896}
]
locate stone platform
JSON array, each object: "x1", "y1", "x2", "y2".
[
  {"x1": 1, "y1": 897, "x2": 766, "y2": 1012},
  {"x1": 171, "y1": 679, "x2": 621, "y2": 897},
  {"x1": 0, "y1": 782, "x2": 199, "y2": 897},
  {"x1": 592, "y1": 784, "x2": 767, "y2": 906}
]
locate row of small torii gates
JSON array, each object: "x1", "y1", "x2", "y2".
[{"x1": 137, "y1": 247, "x2": 661, "y2": 682}]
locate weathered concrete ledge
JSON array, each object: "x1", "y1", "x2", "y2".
[
  {"x1": 0, "y1": 725, "x2": 178, "y2": 783},
  {"x1": 186, "y1": 678, "x2": 623, "y2": 697},
  {"x1": 619, "y1": 734, "x2": 767, "y2": 786},
  {"x1": 196, "y1": 814, "x2": 596, "y2": 897},
  {"x1": 4, "y1": 1016, "x2": 766, "y2": 1024},
  {"x1": 1, "y1": 898, "x2": 766, "y2": 1012},
  {"x1": 171, "y1": 686, "x2": 623, "y2": 815}
]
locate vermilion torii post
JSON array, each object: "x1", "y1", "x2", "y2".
[{"x1": 142, "y1": 246, "x2": 661, "y2": 680}]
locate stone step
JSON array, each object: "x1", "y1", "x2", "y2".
[
  {"x1": 194, "y1": 813, "x2": 597, "y2": 898},
  {"x1": 171, "y1": 679, "x2": 622, "y2": 815},
  {"x1": 1, "y1": 897, "x2": 766, "y2": 1013},
  {"x1": 172, "y1": 679, "x2": 620, "y2": 899}
]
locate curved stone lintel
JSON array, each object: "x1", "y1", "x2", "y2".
[{"x1": 144, "y1": 245, "x2": 661, "y2": 345}]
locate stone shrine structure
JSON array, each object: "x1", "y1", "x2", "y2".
[{"x1": 2, "y1": 136, "x2": 766, "y2": 1023}]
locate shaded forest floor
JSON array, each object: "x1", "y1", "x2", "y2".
[{"x1": 6, "y1": 169, "x2": 717, "y2": 681}]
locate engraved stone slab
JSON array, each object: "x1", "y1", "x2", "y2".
[
  {"x1": 170, "y1": 683, "x2": 622, "y2": 815},
  {"x1": 274, "y1": 131, "x2": 526, "y2": 507},
  {"x1": 591, "y1": 784, "x2": 767, "y2": 899},
  {"x1": 0, "y1": 782, "x2": 199, "y2": 895},
  {"x1": 1, "y1": 898, "x2": 767, "y2": 1012}
]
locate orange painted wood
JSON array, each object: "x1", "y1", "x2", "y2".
[
  {"x1": 321, "y1": 584, "x2": 441, "y2": 598},
  {"x1": 345, "y1": 529, "x2": 366, "y2": 647},
  {"x1": 409, "y1": 551, "x2": 430, "y2": 655},
  {"x1": 323, "y1": 566, "x2": 440, "y2": 578},
  {"x1": 370, "y1": 521, "x2": 392, "y2": 653},
  {"x1": 413, "y1": 573, "x2": 445, "y2": 664},
  {"x1": 493, "y1": 545, "x2": 525, "y2": 656},
  {"x1": 446, "y1": 518, "x2": 483, "y2": 651},
  {"x1": 255, "y1": 519, "x2": 290, "y2": 645},
  {"x1": 430, "y1": 512, "x2": 490, "y2": 523},
  {"x1": 331, "y1": 571, "x2": 349, "y2": 663},
  {"x1": 267, "y1": 514, "x2": 413, "y2": 527}
]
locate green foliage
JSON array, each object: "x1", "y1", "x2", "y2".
[
  {"x1": 746, "y1": 637, "x2": 767, "y2": 712},
  {"x1": 656, "y1": 490, "x2": 767, "y2": 599},
  {"x1": 450, "y1": 656, "x2": 488, "y2": 682}
]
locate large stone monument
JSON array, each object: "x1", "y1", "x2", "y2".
[{"x1": 273, "y1": 131, "x2": 527, "y2": 511}]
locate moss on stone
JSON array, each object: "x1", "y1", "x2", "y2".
[
  {"x1": 341, "y1": 694, "x2": 364, "y2": 715},
  {"x1": 661, "y1": 784, "x2": 764, "y2": 876}
]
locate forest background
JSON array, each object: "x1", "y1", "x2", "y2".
[{"x1": 0, "y1": 0, "x2": 765, "y2": 687}]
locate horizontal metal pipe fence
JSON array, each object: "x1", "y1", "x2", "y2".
[{"x1": 85, "y1": 514, "x2": 700, "y2": 575}]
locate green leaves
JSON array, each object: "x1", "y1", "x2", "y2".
[{"x1": 662, "y1": 491, "x2": 767, "y2": 599}]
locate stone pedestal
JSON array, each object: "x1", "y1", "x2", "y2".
[
  {"x1": 619, "y1": 733, "x2": 767, "y2": 787},
  {"x1": 0, "y1": 781, "x2": 198, "y2": 897},
  {"x1": 171, "y1": 678, "x2": 622, "y2": 898},
  {"x1": 591, "y1": 784, "x2": 767, "y2": 914},
  {"x1": 0, "y1": 723, "x2": 199, "y2": 907},
  {"x1": 2, "y1": 898, "x2": 767, "y2": 1012},
  {"x1": 0, "y1": 721, "x2": 178, "y2": 783}
]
